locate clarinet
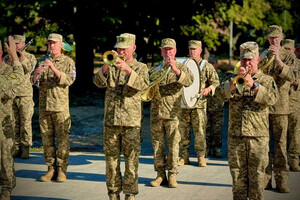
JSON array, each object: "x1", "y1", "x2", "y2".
[{"x1": 34, "y1": 51, "x2": 52, "y2": 86}]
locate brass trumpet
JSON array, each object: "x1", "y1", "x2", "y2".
[
  {"x1": 141, "y1": 64, "x2": 171, "y2": 102},
  {"x1": 232, "y1": 66, "x2": 251, "y2": 89},
  {"x1": 102, "y1": 50, "x2": 124, "y2": 65}
]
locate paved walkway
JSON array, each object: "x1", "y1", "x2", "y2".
[{"x1": 12, "y1": 152, "x2": 300, "y2": 200}]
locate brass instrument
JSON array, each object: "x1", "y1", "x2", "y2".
[
  {"x1": 258, "y1": 49, "x2": 275, "y2": 71},
  {"x1": 102, "y1": 50, "x2": 124, "y2": 65},
  {"x1": 141, "y1": 64, "x2": 171, "y2": 102},
  {"x1": 232, "y1": 66, "x2": 251, "y2": 89}
]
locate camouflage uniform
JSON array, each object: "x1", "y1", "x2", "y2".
[
  {"x1": 262, "y1": 26, "x2": 298, "y2": 189},
  {"x1": 35, "y1": 52, "x2": 76, "y2": 173},
  {"x1": 206, "y1": 71, "x2": 230, "y2": 156},
  {"x1": 215, "y1": 42, "x2": 279, "y2": 200},
  {"x1": 151, "y1": 39, "x2": 194, "y2": 177},
  {"x1": 13, "y1": 50, "x2": 36, "y2": 154},
  {"x1": 0, "y1": 60, "x2": 24, "y2": 196},
  {"x1": 179, "y1": 58, "x2": 219, "y2": 159},
  {"x1": 287, "y1": 59, "x2": 300, "y2": 170},
  {"x1": 93, "y1": 33, "x2": 149, "y2": 198}
]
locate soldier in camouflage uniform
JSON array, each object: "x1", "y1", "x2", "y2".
[
  {"x1": 150, "y1": 38, "x2": 194, "y2": 188},
  {"x1": 282, "y1": 39, "x2": 300, "y2": 172},
  {"x1": 11, "y1": 35, "x2": 36, "y2": 159},
  {"x1": 178, "y1": 40, "x2": 219, "y2": 167},
  {"x1": 206, "y1": 56, "x2": 229, "y2": 158},
  {"x1": 32, "y1": 33, "x2": 76, "y2": 183},
  {"x1": 93, "y1": 33, "x2": 149, "y2": 200},
  {"x1": 0, "y1": 36, "x2": 25, "y2": 200},
  {"x1": 263, "y1": 25, "x2": 298, "y2": 193},
  {"x1": 215, "y1": 41, "x2": 279, "y2": 200}
]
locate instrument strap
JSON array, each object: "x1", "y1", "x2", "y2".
[{"x1": 199, "y1": 59, "x2": 206, "y2": 71}]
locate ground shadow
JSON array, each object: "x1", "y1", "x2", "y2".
[{"x1": 12, "y1": 196, "x2": 71, "y2": 200}]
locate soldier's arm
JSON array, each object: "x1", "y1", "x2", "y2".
[
  {"x1": 0, "y1": 61, "x2": 24, "y2": 93},
  {"x1": 215, "y1": 81, "x2": 233, "y2": 102},
  {"x1": 254, "y1": 77, "x2": 279, "y2": 106},
  {"x1": 93, "y1": 66, "x2": 109, "y2": 88},
  {"x1": 126, "y1": 63, "x2": 149, "y2": 92},
  {"x1": 177, "y1": 63, "x2": 194, "y2": 87},
  {"x1": 58, "y1": 59, "x2": 76, "y2": 87},
  {"x1": 206, "y1": 63, "x2": 220, "y2": 96},
  {"x1": 21, "y1": 54, "x2": 37, "y2": 74}
]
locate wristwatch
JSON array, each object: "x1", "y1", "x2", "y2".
[{"x1": 252, "y1": 81, "x2": 259, "y2": 89}]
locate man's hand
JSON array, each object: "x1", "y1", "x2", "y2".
[
  {"x1": 269, "y1": 45, "x2": 284, "y2": 69},
  {"x1": 115, "y1": 58, "x2": 132, "y2": 75},
  {"x1": 200, "y1": 87, "x2": 212, "y2": 96},
  {"x1": 4, "y1": 36, "x2": 18, "y2": 61}
]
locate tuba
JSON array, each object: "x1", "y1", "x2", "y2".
[{"x1": 141, "y1": 64, "x2": 171, "y2": 102}]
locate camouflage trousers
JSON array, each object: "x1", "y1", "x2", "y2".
[
  {"x1": 266, "y1": 114, "x2": 289, "y2": 186},
  {"x1": 39, "y1": 110, "x2": 71, "y2": 172},
  {"x1": 13, "y1": 96, "x2": 34, "y2": 147},
  {"x1": 151, "y1": 118, "x2": 181, "y2": 174},
  {"x1": 228, "y1": 136, "x2": 269, "y2": 200},
  {"x1": 206, "y1": 110, "x2": 224, "y2": 151},
  {"x1": 287, "y1": 111, "x2": 300, "y2": 165},
  {"x1": 0, "y1": 135, "x2": 16, "y2": 192},
  {"x1": 179, "y1": 108, "x2": 207, "y2": 157},
  {"x1": 103, "y1": 126, "x2": 141, "y2": 195}
]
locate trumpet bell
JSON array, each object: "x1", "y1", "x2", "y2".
[
  {"x1": 233, "y1": 75, "x2": 247, "y2": 89},
  {"x1": 103, "y1": 51, "x2": 117, "y2": 65}
]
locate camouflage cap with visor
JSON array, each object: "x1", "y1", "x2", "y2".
[
  {"x1": 240, "y1": 41, "x2": 259, "y2": 59},
  {"x1": 48, "y1": 33, "x2": 63, "y2": 42},
  {"x1": 13, "y1": 35, "x2": 25, "y2": 43},
  {"x1": 282, "y1": 39, "x2": 295, "y2": 49},
  {"x1": 161, "y1": 38, "x2": 176, "y2": 48},
  {"x1": 114, "y1": 33, "x2": 136, "y2": 48},
  {"x1": 267, "y1": 25, "x2": 283, "y2": 37},
  {"x1": 188, "y1": 40, "x2": 202, "y2": 48}
]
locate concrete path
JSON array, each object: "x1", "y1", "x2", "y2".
[{"x1": 12, "y1": 152, "x2": 300, "y2": 200}]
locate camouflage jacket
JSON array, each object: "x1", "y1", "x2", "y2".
[
  {"x1": 207, "y1": 71, "x2": 230, "y2": 112},
  {"x1": 93, "y1": 59, "x2": 149, "y2": 127},
  {"x1": 36, "y1": 54, "x2": 76, "y2": 112},
  {"x1": 151, "y1": 60, "x2": 194, "y2": 120},
  {"x1": 0, "y1": 62, "x2": 16, "y2": 106},
  {"x1": 16, "y1": 51, "x2": 36, "y2": 97},
  {"x1": 186, "y1": 59, "x2": 219, "y2": 110},
  {"x1": 289, "y1": 59, "x2": 300, "y2": 112},
  {"x1": 263, "y1": 47, "x2": 297, "y2": 114},
  {"x1": 0, "y1": 61, "x2": 24, "y2": 140},
  {"x1": 215, "y1": 70, "x2": 279, "y2": 137}
]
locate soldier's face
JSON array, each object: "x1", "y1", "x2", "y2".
[
  {"x1": 241, "y1": 55, "x2": 260, "y2": 74},
  {"x1": 161, "y1": 47, "x2": 176, "y2": 61},
  {"x1": 15, "y1": 42, "x2": 25, "y2": 51},
  {"x1": 267, "y1": 35, "x2": 283, "y2": 47},
  {"x1": 189, "y1": 47, "x2": 202, "y2": 59},
  {"x1": 284, "y1": 47, "x2": 295, "y2": 53},
  {"x1": 117, "y1": 44, "x2": 136, "y2": 62},
  {"x1": 47, "y1": 40, "x2": 63, "y2": 55}
]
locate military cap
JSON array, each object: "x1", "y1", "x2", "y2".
[
  {"x1": 114, "y1": 33, "x2": 136, "y2": 48},
  {"x1": 188, "y1": 40, "x2": 202, "y2": 48},
  {"x1": 48, "y1": 33, "x2": 63, "y2": 42},
  {"x1": 161, "y1": 38, "x2": 176, "y2": 48},
  {"x1": 295, "y1": 43, "x2": 300, "y2": 49},
  {"x1": 282, "y1": 39, "x2": 295, "y2": 49},
  {"x1": 13, "y1": 35, "x2": 25, "y2": 43},
  {"x1": 208, "y1": 56, "x2": 218, "y2": 63},
  {"x1": 240, "y1": 41, "x2": 259, "y2": 59},
  {"x1": 267, "y1": 25, "x2": 282, "y2": 37}
]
